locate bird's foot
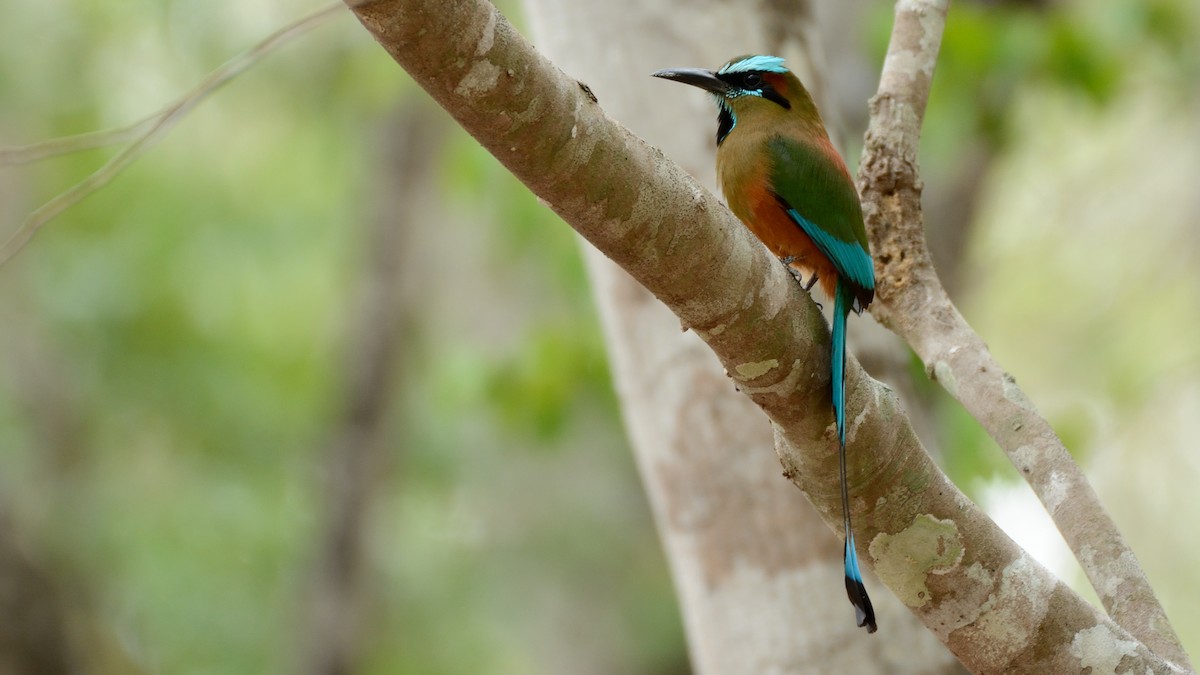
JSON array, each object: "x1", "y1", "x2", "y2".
[
  {"x1": 779, "y1": 256, "x2": 806, "y2": 284},
  {"x1": 778, "y1": 257, "x2": 823, "y2": 309}
]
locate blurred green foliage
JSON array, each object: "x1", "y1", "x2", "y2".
[
  {"x1": 0, "y1": 2, "x2": 672, "y2": 673},
  {"x1": 1, "y1": 0, "x2": 1198, "y2": 671},
  {"x1": 912, "y1": 0, "x2": 1200, "y2": 151}
]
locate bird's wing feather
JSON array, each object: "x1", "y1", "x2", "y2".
[{"x1": 766, "y1": 136, "x2": 874, "y2": 293}]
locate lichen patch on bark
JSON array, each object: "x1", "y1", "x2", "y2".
[
  {"x1": 738, "y1": 359, "x2": 805, "y2": 398},
  {"x1": 928, "y1": 360, "x2": 955, "y2": 397},
  {"x1": 870, "y1": 513, "x2": 963, "y2": 607},
  {"x1": 455, "y1": 59, "x2": 502, "y2": 96},
  {"x1": 957, "y1": 556, "x2": 1054, "y2": 668},
  {"x1": 1070, "y1": 624, "x2": 1141, "y2": 673},
  {"x1": 734, "y1": 359, "x2": 780, "y2": 380}
]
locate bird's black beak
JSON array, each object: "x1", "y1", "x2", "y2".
[{"x1": 651, "y1": 67, "x2": 729, "y2": 96}]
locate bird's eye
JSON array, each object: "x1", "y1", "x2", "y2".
[{"x1": 743, "y1": 73, "x2": 763, "y2": 88}]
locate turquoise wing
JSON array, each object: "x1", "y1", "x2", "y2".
[{"x1": 766, "y1": 136, "x2": 874, "y2": 295}]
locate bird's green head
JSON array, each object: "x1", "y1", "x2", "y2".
[{"x1": 652, "y1": 54, "x2": 821, "y2": 145}]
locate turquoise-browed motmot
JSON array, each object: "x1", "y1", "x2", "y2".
[{"x1": 653, "y1": 55, "x2": 877, "y2": 633}]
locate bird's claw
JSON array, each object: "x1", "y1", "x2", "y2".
[
  {"x1": 779, "y1": 256, "x2": 805, "y2": 284},
  {"x1": 778, "y1": 257, "x2": 822, "y2": 307}
]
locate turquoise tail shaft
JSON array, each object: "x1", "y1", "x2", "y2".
[{"x1": 833, "y1": 279, "x2": 877, "y2": 633}]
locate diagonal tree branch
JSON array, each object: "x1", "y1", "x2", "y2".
[
  {"x1": 344, "y1": 0, "x2": 1189, "y2": 671},
  {"x1": 856, "y1": 1, "x2": 1191, "y2": 669}
]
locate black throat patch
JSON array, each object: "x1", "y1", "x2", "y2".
[{"x1": 716, "y1": 106, "x2": 735, "y2": 146}]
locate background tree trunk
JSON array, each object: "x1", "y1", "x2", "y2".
[
  {"x1": 300, "y1": 101, "x2": 445, "y2": 675},
  {"x1": 520, "y1": 2, "x2": 959, "y2": 671}
]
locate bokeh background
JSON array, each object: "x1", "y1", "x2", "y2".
[{"x1": 0, "y1": 0, "x2": 1197, "y2": 673}]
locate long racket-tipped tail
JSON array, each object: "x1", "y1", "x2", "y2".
[{"x1": 833, "y1": 279, "x2": 877, "y2": 633}]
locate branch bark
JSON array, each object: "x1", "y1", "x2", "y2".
[
  {"x1": 856, "y1": 1, "x2": 1192, "y2": 670},
  {"x1": 344, "y1": 0, "x2": 1190, "y2": 670}
]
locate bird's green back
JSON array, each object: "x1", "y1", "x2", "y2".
[{"x1": 766, "y1": 136, "x2": 874, "y2": 296}]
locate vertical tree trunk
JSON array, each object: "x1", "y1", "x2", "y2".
[
  {"x1": 300, "y1": 101, "x2": 445, "y2": 675},
  {"x1": 519, "y1": 2, "x2": 959, "y2": 671},
  {"x1": 0, "y1": 512, "x2": 76, "y2": 675}
]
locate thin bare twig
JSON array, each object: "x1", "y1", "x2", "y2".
[
  {"x1": 0, "y1": 2, "x2": 345, "y2": 268},
  {"x1": 857, "y1": 0, "x2": 1191, "y2": 670},
  {"x1": 0, "y1": 120, "x2": 157, "y2": 166}
]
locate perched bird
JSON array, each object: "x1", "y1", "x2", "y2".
[{"x1": 653, "y1": 55, "x2": 877, "y2": 633}]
